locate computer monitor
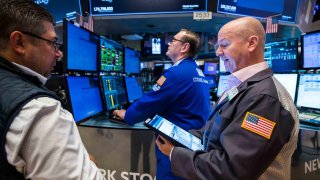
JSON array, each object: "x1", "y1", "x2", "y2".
[
  {"x1": 164, "y1": 63, "x2": 173, "y2": 70},
  {"x1": 66, "y1": 76, "x2": 103, "y2": 123},
  {"x1": 264, "y1": 39, "x2": 298, "y2": 73},
  {"x1": 273, "y1": 74, "x2": 298, "y2": 101},
  {"x1": 219, "y1": 58, "x2": 227, "y2": 74},
  {"x1": 100, "y1": 75, "x2": 128, "y2": 110},
  {"x1": 204, "y1": 62, "x2": 218, "y2": 75},
  {"x1": 301, "y1": 30, "x2": 320, "y2": 69},
  {"x1": 217, "y1": 74, "x2": 229, "y2": 97},
  {"x1": 34, "y1": 0, "x2": 81, "y2": 23},
  {"x1": 125, "y1": 76, "x2": 144, "y2": 103},
  {"x1": 124, "y1": 47, "x2": 141, "y2": 74},
  {"x1": 217, "y1": 0, "x2": 299, "y2": 23},
  {"x1": 100, "y1": 36, "x2": 124, "y2": 72},
  {"x1": 63, "y1": 20, "x2": 99, "y2": 72},
  {"x1": 296, "y1": 74, "x2": 320, "y2": 110}
]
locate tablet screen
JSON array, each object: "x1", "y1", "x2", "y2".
[{"x1": 144, "y1": 115, "x2": 203, "y2": 151}]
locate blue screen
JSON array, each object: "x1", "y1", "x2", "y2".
[
  {"x1": 302, "y1": 30, "x2": 320, "y2": 69},
  {"x1": 65, "y1": 21, "x2": 99, "y2": 72},
  {"x1": 66, "y1": 76, "x2": 103, "y2": 122},
  {"x1": 125, "y1": 76, "x2": 144, "y2": 103},
  {"x1": 35, "y1": 0, "x2": 81, "y2": 24},
  {"x1": 217, "y1": 0, "x2": 299, "y2": 23},
  {"x1": 100, "y1": 36, "x2": 124, "y2": 72},
  {"x1": 204, "y1": 62, "x2": 218, "y2": 75},
  {"x1": 264, "y1": 39, "x2": 298, "y2": 73},
  {"x1": 125, "y1": 47, "x2": 140, "y2": 74},
  {"x1": 100, "y1": 76, "x2": 127, "y2": 110}
]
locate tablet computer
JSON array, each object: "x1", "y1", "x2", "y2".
[{"x1": 144, "y1": 114, "x2": 204, "y2": 151}]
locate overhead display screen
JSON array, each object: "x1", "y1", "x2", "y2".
[
  {"x1": 90, "y1": 0, "x2": 207, "y2": 15},
  {"x1": 217, "y1": 0, "x2": 299, "y2": 23}
]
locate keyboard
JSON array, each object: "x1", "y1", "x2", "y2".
[
  {"x1": 299, "y1": 112, "x2": 320, "y2": 126},
  {"x1": 108, "y1": 115, "x2": 127, "y2": 124}
]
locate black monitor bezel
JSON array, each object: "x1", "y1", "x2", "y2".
[{"x1": 63, "y1": 19, "x2": 100, "y2": 73}]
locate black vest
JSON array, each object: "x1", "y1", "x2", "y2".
[{"x1": 0, "y1": 56, "x2": 59, "y2": 179}]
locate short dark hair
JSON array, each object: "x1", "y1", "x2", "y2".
[
  {"x1": 0, "y1": 0, "x2": 54, "y2": 48},
  {"x1": 179, "y1": 29, "x2": 200, "y2": 58}
]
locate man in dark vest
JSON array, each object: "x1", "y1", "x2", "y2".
[{"x1": 0, "y1": 1, "x2": 103, "y2": 179}]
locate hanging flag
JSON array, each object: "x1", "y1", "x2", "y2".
[{"x1": 265, "y1": 16, "x2": 278, "y2": 34}]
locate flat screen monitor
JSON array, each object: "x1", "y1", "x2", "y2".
[
  {"x1": 217, "y1": 74, "x2": 229, "y2": 97},
  {"x1": 164, "y1": 63, "x2": 173, "y2": 70},
  {"x1": 100, "y1": 76, "x2": 127, "y2": 110},
  {"x1": 217, "y1": 0, "x2": 299, "y2": 23},
  {"x1": 264, "y1": 39, "x2": 298, "y2": 73},
  {"x1": 125, "y1": 76, "x2": 144, "y2": 103},
  {"x1": 124, "y1": 47, "x2": 140, "y2": 74},
  {"x1": 100, "y1": 36, "x2": 124, "y2": 72},
  {"x1": 273, "y1": 74, "x2": 298, "y2": 101},
  {"x1": 204, "y1": 62, "x2": 218, "y2": 75},
  {"x1": 90, "y1": 0, "x2": 207, "y2": 15},
  {"x1": 142, "y1": 35, "x2": 167, "y2": 56},
  {"x1": 34, "y1": 0, "x2": 81, "y2": 23},
  {"x1": 66, "y1": 76, "x2": 103, "y2": 123},
  {"x1": 219, "y1": 58, "x2": 227, "y2": 73},
  {"x1": 63, "y1": 20, "x2": 99, "y2": 72},
  {"x1": 296, "y1": 74, "x2": 320, "y2": 110},
  {"x1": 301, "y1": 30, "x2": 320, "y2": 69}
]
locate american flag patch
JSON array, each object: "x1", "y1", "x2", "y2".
[
  {"x1": 241, "y1": 112, "x2": 276, "y2": 139},
  {"x1": 156, "y1": 76, "x2": 166, "y2": 86}
]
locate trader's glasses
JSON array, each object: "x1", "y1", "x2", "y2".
[
  {"x1": 169, "y1": 37, "x2": 185, "y2": 44},
  {"x1": 21, "y1": 31, "x2": 62, "y2": 51}
]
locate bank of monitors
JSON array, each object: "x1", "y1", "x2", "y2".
[
  {"x1": 124, "y1": 47, "x2": 141, "y2": 74},
  {"x1": 204, "y1": 62, "x2": 218, "y2": 75},
  {"x1": 125, "y1": 76, "x2": 144, "y2": 103},
  {"x1": 217, "y1": 0, "x2": 299, "y2": 23},
  {"x1": 66, "y1": 76, "x2": 103, "y2": 123},
  {"x1": 264, "y1": 39, "x2": 298, "y2": 73},
  {"x1": 301, "y1": 30, "x2": 320, "y2": 69},
  {"x1": 63, "y1": 20, "x2": 99, "y2": 72},
  {"x1": 296, "y1": 74, "x2": 320, "y2": 110},
  {"x1": 273, "y1": 74, "x2": 298, "y2": 101},
  {"x1": 100, "y1": 36, "x2": 124, "y2": 72},
  {"x1": 100, "y1": 76, "x2": 127, "y2": 110},
  {"x1": 217, "y1": 74, "x2": 229, "y2": 97},
  {"x1": 34, "y1": 0, "x2": 81, "y2": 23}
]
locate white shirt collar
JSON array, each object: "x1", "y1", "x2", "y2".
[
  {"x1": 173, "y1": 57, "x2": 188, "y2": 67},
  {"x1": 232, "y1": 61, "x2": 269, "y2": 83},
  {"x1": 12, "y1": 62, "x2": 47, "y2": 85}
]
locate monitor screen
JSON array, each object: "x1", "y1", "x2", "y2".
[
  {"x1": 164, "y1": 63, "x2": 173, "y2": 70},
  {"x1": 100, "y1": 36, "x2": 124, "y2": 72},
  {"x1": 313, "y1": 0, "x2": 320, "y2": 22},
  {"x1": 34, "y1": 0, "x2": 81, "y2": 23},
  {"x1": 264, "y1": 39, "x2": 298, "y2": 73},
  {"x1": 219, "y1": 58, "x2": 227, "y2": 73},
  {"x1": 301, "y1": 30, "x2": 320, "y2": 69},
  {"x1": 124, "y1": 47, "x2": 140, "y2": 74},
  {"x1": 217, "y1": 74, "x2": 229, "y2": 97},
  {"x1": 125, "y1": 76, "x2": 144, "y2": 103},
  {"x1": 152, "y1": 38, "x2": 162, "y2": 54},
  {"x1": 273, "y1": 74, "x2": 298, "y2": 101},
  {"x1": 90, "y1": 0, "x2": 207, "y2": 15},
  {"x1": 217, "y1": 0, "x2": 299, "y2": 23},
  {"x1": 66, "y1": 76, "x2": 103, "y2": 122},
  {"x1": 64, "y1": 20, "x2": 99, "y2": 72},
  {"x1": 204, "y1": 62, "x2": 218, "y2": 75},
  {"x1": 296, "y1": 74, "x2": 320, "y2": 110},
  {"x1": 142, "y1": 34, "x2": 168, "y2": 57},
  {"x1": 100, "y1": 76, "x2": 127, "y2": 110}
]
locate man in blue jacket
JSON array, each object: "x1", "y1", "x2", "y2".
[{"x1": 113, "y1": 29, "x2": 210, "y2": 179}]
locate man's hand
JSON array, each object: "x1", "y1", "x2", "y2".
[
  {"x1": 112, "y1": 109, "x2": 126, "y2": 119},
  {"x1": 156, "y1": 135, "x2": 175, "y2": 157}
]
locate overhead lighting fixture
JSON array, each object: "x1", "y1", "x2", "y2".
[{"x1": 121, "y1": 34, "x2": 143, "y2": 41}]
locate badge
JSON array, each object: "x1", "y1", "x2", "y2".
[{"x1": 227, "y1": 86, "x2": 239, "y2": 101}]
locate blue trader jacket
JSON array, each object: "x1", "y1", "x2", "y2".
[{"x1": 125, "y1": 58, "x2": 211, "y2": 180}]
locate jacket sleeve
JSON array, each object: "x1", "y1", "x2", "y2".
[{"x1": 170, "y1": 94, "x2": 295, "y2": 180}]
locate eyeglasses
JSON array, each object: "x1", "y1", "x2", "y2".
[
  {"x1": 21, "y1": 31, "x2": 62, "y2": 52},
  {"x1": 169, "y1": 37, "x2": 185, "y2": 44}
]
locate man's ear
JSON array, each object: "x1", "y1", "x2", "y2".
[
  {"x1": 181, "y1": 42, "x2": 190, "y2": 53},
  {"x1": 9, "y1": 31, "x2": 27, "y2": 55},
  {"x1": 248, "y1": 35, "x2": 259, "y2": 52}
]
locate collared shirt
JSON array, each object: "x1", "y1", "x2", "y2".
[
  {"x1": 218, "y1": 62, "x2": 269, "y2": 103},
  {"x1": 5, "y1": 64, "x2": 103, "y2": 179},
  {"x1": 12, "y1": 62, "x2": 47, "y2": 85},
  {"x1": 172, "y1": 57, "x2": 188, "y2": 67}
]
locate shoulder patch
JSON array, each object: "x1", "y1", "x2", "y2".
[
  {"x1": 156, "y1": 75, "x2": 166, "y2": 86},
  {"x1": 196, "y1": 68, "x2": 205, "y2": 77},
  {"x1": 241, "y1": 112, "x2": 276, "y2": 139}
]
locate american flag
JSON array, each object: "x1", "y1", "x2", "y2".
[
  {"x1": 156, "y1": 76, "x2": 166, "y2": 86},
  {"x1": 265, "y1": 16, "x2": 278, "y2": 34},
  {"x1": 241, "y1": 112, "x2": 276, "y2": 139}
]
